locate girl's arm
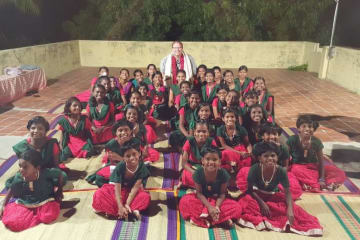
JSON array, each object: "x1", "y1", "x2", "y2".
[
  {"x1": 115, "y1": 183, "x2": 128, "y2": 218},
  {"x1": 179, "y1": 114, "x2": 190, "y2": 137},
  {"x1": 218, "y1": 136, "x2": 243, "y2": 154},
  {"x1": 243, "y1": 136, "x2": 252, "y2": 157},
  {"x1": 121, "y1": 95, "x2": 127, "y2": 106},
  {"x1": 0, "y1": 188, "x2": 13, "y2": 219},
  {"x1": 213, "y1": 105, "x2": 220, "y2": 119},
  {"x1": 317, "y1": 149, "x2": 326, "y2": 189},
  {"x1": 194, "y1": 182, "x2": 220, "y2": 221},
  {"x1": 247, "y1": 183, "x2": 270, "y2": 217},
  {"x1": 168, "y1": 89, "x2": 174, "y2": 107},
  {"x1": 284, "y1": 187, "x2": 294, "y2": 225},
  {"x1": 181, "y1": 151, "x2": 195, "y2": 174},
  {"x1": 58, "y1": 129, "x2": 63, "y2": 151},
  {"x1": 125, "y1": 179, "x2": 143, "y2": 209}
]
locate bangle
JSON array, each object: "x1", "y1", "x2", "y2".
[{"x1": 319, "y1": 177, "x2": 325, "y2": 183}]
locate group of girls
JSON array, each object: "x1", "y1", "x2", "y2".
[{"x1": 0, "y1": 63, "x2": 346, "y2": 237}]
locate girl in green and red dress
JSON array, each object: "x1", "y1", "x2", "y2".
[
  {"x1": 149, "y1": 71, "x2": 168, "y2": 120},
  {"x1": 118, "y1": 68, "x2": 133, "y2": 103},
  {"x1": 201, "y1": 69, "x2": 219, "y2": 104},
  {"x1": 224, "y1": 90, "x2": 243, "y2": 125},
  {"x1": 212, "y1": 84, "x2": 229, "y2": 121},
  {"x1": 288, "y1": 115, "x2": 346, "y2": 192},
  {"x1": 243, "y1": 104, "x2": 270, "y2": 146},
  {"x1": 253, "y1": 76, "x2": 273, "y2": 122},
  {"x1": 13, "y1": 116, "x2": 62, "y2": 170},
  {"x1": 92, "y1": 139, "x2": 151, "y2": 220},
  {"x1": 234, "y1": 65, "x2": 253, "y2": 98},
  {"x1": 169, "y1": 90, "x2": 201, "y2": 150},
  {"x1": 1, "y1": 150, "x2": 66, "y2": 232},
  {"x1": 237, "y1": 142, "x2": 323, "y2": 236},
  {"x1": 193, "y1": 64, "x2": 207, "y2": 92},
  {"x1": 138, "y1": 82, "x2": 153, "y2": 113},
  {"x1": 213, "y1": 66, "x2": 223, "y2": 85},
  {"x1": 236, "y1": 123, "x2": 303, "y2": 200},
  {"x1": 240, "y1": 90, "x2": 258, "y2": 119},
  {"x1": 132, "y1": 69, "x2": 152, "y2": 89},
  {"x1": 58, "y1": 97, "x2": 95, "y2": 162},
  {"x1": 174, "y1": 80, "x2": 191, "y2": 110},
  {"x1": 108, "y1": 76, "x2": 127, "y2": 112},
  {"x1": 189, "y1": 103, "x2": 216, "y2": 137},
  {"x1": 216, "y1": 109, "x2": 252, "y2": 174},
  {"x1": 168, "y1": 70, "x2": 186, "y2": 108},
  {"x1": 223, "y1": 70, "x2": 241, "y2": 93},
  {"x1": 179, "y1": 146, "x2": 242, "y2": 228},
  {"x1": 144, "y1": 64, "x2": 157, "y2": 84},
  {"x1": 86, "y1": 84, "x2": 115, "y2": 144},
  {"x1": 180, "y1": 120, "x2": 217, "y2": 188}
]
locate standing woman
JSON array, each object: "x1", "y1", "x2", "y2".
[{"x1": 160, "y1": 41, "x2": 197, "y2": 86}]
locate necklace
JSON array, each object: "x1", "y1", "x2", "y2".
[
  {"x1": 27, "y1": 170, "x2": 39, "y2": 191},
  {"x1": 226, "y1": 127, "x2": 236, "y2": 141},
  {"x1": 300, "y1": 136, "x2": 312, "y2": 158},
  {"x1": 126, "y1": 164, "x2": 139, "y2": 174},
  {"x1": 261, "y1": 164, "x2": 276, "y2": 187}
]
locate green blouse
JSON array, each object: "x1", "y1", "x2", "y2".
[
  {"x1": 193, "y1": 166, "x2": 230, "y2": 198},
  {"x1": 216, "y1": 124, "x2": 248, "y2": 147},
  {"x1": 110, "y1": 161, "x2": 150, "y2": 188},
  {"x1": 287, "y1": 135, "x2": 323, "y2": 164}
]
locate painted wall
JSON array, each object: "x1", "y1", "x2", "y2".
[
  {"x1": 0, "y1": 41, "x2": 80, "y2": 79},
  {"x1": 302, "y1": 42, "x2": 323, "y2": 73},
  {"x1": 327, "y1": 47, "x2": 360, "y2": 94},
  {"x1": 79, "y1": 40, "x2": 306, "y2": 69}
]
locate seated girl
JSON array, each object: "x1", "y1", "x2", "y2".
[
  {"x1": 193, "y1": 64, "x2": 207, "y2": 92},
  {"x1": 224, "y1": 90, "x2": 243, "y2": 125},
  {"x1": 174, "y1": 81, "x2": 191, "y2": 110},
  {"x1": 216, "y1": 109, "x2": 252, "y2": 174},
  {"x1": 288, "y1": 115, "x2": 346, "y2": 191},
  {"x1": 236, "y1": 124, "x2": 303, "y2": 200},
  {"x1": 132, "y1": 69, "x2": 152, "y2": 89},
  {"x1": 243, "y1": 104, "x2": 270, "y2": 146},
  {"x1": 180, "y1": 120, "x2": 217, "y2": 188},
  {"x1": 92, "y1": 140, "x2": 151, "y2": 220},
  {"x1": 149, "y1": 71, "x2": 169, "y2": 120},
  {"x1": 234, "y1": 65, "x2": 253, "y2": 98},
  {"x1": 223, "y1": 70, "x2": 241, "y2": 92},
  {"x1": 168, "y1": 70, "x2": 186, "y2": 108},
  {"x1": 169, "y1": 90, "x2": 201, "y2": 151},
  {"x1": 179, "y1": 146, "x2": 242, "y2": 228},
  {"x1": 237, "y1": 142, "x2": 323, "y2": 236},
  {"x1": 253, "y1": 77, "x2": 273, "y2": 122},
  {"x1": 138, "y1": 82, "x2": 153, "y2": 112},
  {"x1": 189, "y1": 103, "x2": 216, "y2": 138},
  {"x1": 144, "y1": 64, "x2": 157, "y2": 84},
  {"x1": 0, "y1": 150, "x2": 66, "y2": 232},
  {"x1": 86, "y1": 84, "x2": 115, "y2": 144},
  {"x1": 75, "y1": 66, "x2": 109, "y2": 104},
  {"x1": 201, "y1": 70, "x2": 219, "y2": 104},
  {"x1": 240, "y1": 90, "x2": 258, "y2": 116},
  {"x1": 58, "y1": 97, "x2": 95, "y2": 162},
  {"x1": 213, "y1": 66, "x2": 223, "y2": 85},
  {"x1": 108, "y1": 76, "x2": 127, "y2": 111},
  {"x1": 118, "y1": 68, "x2": 133, "y2": 102},
  {"x1": 13, "y1": 116, "x2": 61, "y2": 169},
  {"x1": 212, "y1": 84, "x2": 229, "y2": 121}
]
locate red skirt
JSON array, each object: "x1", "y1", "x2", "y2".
[
  {"x1": 290, "y1": 163, "x2": 346, "y2": 191},
  {"x1": 2, "y1": 201, "x2": 60, "y2": 232},
  {"x1": 145, "y1": 125, "x2": 157, "y2": 144},
  {"x1": 179, "y1": 193, "x2": 242, "y2": 228},
  {"x1": 236, "y1": 167, "x2": 303, "y2": 200},
  {"x1": 143, "y1": 147, "x2": 160, "y2": 163},
  {"x1": 181, "y1": 167, "x2": 196, "y2": 188},
  {"x1": 92, "y1": 184, "x2": 150, "y2": 216},
  {"x1": 237, "y1": 192, "x2": 323, "y2": 236},
  {"x1": 221, "y1": 145, "x2": 251, "y2": 173}
]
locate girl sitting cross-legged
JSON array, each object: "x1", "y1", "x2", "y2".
[{"x1": 179, "y1": 146, "x2": 242, "y2": 228}]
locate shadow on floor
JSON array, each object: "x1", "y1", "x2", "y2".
[
  {"x1": 331, "y1": 148, "x2": 360, "y2": 179},
  {"x1": 302, "y1": 114, "x2": 360, "y2": 142},
  {"x1": 0, "y1": 104, "x2": 14, "y2": 114}
]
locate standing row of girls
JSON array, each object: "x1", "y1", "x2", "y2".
[{"x1": 0, "y1": 63, "x2": 345, "y2": 237}]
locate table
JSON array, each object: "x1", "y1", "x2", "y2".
[{"x1": 0, "y1": 68, "x2": 47, "y2": 106}]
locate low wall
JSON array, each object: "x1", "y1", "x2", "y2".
[
  {"x1": 79, "y1": 40, "x2": 307, "y2": 69},
  {"x1": 0, "y1": 41, "x2": 80, "y2": 79},
  {"x1": 327, "y1": 47, "x2": 360, "y2": 94}
]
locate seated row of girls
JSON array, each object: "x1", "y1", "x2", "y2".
[{"x1": 0, "y1": 149, "x2": 67, "y2": 232}]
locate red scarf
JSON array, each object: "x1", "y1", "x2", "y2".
[{"x1": 171, "y1": 55, "x2": 184, "y2": 85}]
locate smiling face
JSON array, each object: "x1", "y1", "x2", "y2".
[
  {"x1": 259, "y1": 150, "x2": 278, "y2": 167},
  {"x1": 298, "y1": 122, "x2": 314, "y2": 139},
  {"x1": 214, "y1": 69, "x2": 222, "y2": 80},
  {"x1": 123, "y1": 148, "x2": 141, "y2": 170},
  {"x1": 205, "y1": 72, "x2": 215, "y2": 84},
  {"x1": 176, "y1": 72, "x2": 186, "y2": 84},
  {"x1": 225, "y1": 91, "x2": 238, "y2": 106},
  {"x1": 93, "y1": 86, "x2": 105, "y2": 103},
  {"x1": 224, "y1": 72, "x2": 234, "y2": 85},
  {"x1": 245, "y1": 96, "x2": 258, "y2": 107},
  {"x1": 197, "y1": 67, "x2": 206, "y2": 79},
  {"x1": 189, "y1": 93, "x2": 201, "y2": 109},
  {"x1": 172, "y1": 42, "x2": 183, "y2": 58},
  {"x1": 115, "y1": 125, "x2": 132, "y2": 141},
  {"x1": 152, "y1": 74, "x2": 162, "y2": 87},
  {"x1": 126, "y1": 108, "x2": 138, "y2": 123},
  {"x1": 194, "y1": 124, "x2": 209, "y2": 144},
  {"x1": 217, "y1": 89, "x2": 227, "y2": 102},
  {"x1": 138, "y1": 86, "x2": 148, "y2": 97},
  {"x1": 222, "y1": 112, "x2": 236, "y2": 127},
  {"x1": 109, "y1": 77, "x2": 116, "y2": 90},
  {"x1": 254, "y1": 79, "x2": 265, "y2": 92},
  {"x1": 201, "y1": 152, "x2": 221, "y2": 172},
  {"x1": 250, "y1": 106, "x2": 263, "y2": 123},
  {"x1": 135, "y1": 72, "x2": 143, "y2": 82},
  {"x1": 147, "y1": 65, "x2": 156, "y2": 77},
  {"x1": 100, "y1": 79, "x2": 110, "y2": 93},
  {"x1": 180, "y1": 83, "x2": 191, "y2": 95},
  {"x1": 18, "y1": 159, "x2": 39, "y2": 182},
  {"x1": 99, "y1": 68, "x2": 108, "y2": 77},
  {"x1": 262, "y1": 132, "x2": 280, "y2": 145},
  {"x1": 29, "y1": 123, "x2": 47, "y2": 139},
  {"x1": 130, "y1": 93, "x2": 141, "y2": 107},
  {"x1": 69, "y1": 100, "x2": 81, "y2": 115},
  {"x1": 198, "y1": 106, "x2": 211, "y2": 120},
  {"x1": 119, "y1": 70, "x2": 129, "y2": 81}
]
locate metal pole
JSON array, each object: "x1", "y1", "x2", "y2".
[{"x1": 329, "y1": 0, "x2": 340, "y2": 59}]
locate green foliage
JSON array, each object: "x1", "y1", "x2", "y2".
[
  {"x1": 61, "y1": 0, "x2": 336, "y2": 42},
  {"x1": 287, "y1": 64, "x2": 308, "y2": 72},
  {"x1": 0, "y1": 0, "x2": 41, "y2": 15}
]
